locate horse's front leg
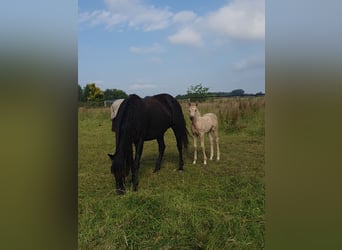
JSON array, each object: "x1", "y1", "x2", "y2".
[
  {"x1": 193, "y1": 135, "x2": 197, "y2": 164},
  {"x1": 132, "y1": 139, "x2": 144, "y2": 191},
  {"x1": 208, "y1": 132, "x2": 214, "y2": 161},
  {"x1": 200, "y1": 133, "x2": 207, "y2": 165},
  {"x1": 154, "y1": 136, "x2": 165, "y2": 173}
]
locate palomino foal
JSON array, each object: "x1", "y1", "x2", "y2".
[{"x1": 188, "y1": 103, "x2": 220, "y2": 165}]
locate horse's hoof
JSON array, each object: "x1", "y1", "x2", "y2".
[
  {"x1": 193, "y1": 161, "x2": 196, "y2": 164},
  {"x1": 204, "y1": 161, "x2": 207, "y2": 165},
  {"x1": 116, "y1": 189, "x2": 125, "y2": 195}
]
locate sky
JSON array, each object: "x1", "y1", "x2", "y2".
[{"x1": 78, "y1": 0, "x2": 265, "y2": 97}]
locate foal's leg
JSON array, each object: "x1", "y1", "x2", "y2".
[
  {"x1": 193, "y1": 135, "x2": 197, "y2": 164},
  {"x1": 214, "y1": 128, "x2": 220, "y2": 161},
  {"x1": 200, "y1": 133, "x2": 207, "y2": 165},
  {"x1": 153, "y1": 135, "x2": 165, "y2": 173},
  {"x1": 208, "y1": 131, "x2": 214, "y2": 161},
  {"x1": 132, "y1": 139, "x2": 144, "y2": 191}
]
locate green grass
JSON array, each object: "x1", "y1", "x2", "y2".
[{"x1": 78, "y1": 97, "x2": 265, "y2": 249}]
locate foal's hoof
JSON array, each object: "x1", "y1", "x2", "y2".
[{"x1": 192, "y1": 161, "x2": 196, "y2": 165}]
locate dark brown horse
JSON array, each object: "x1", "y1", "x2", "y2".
[{"x1": 108, "y1": 93, "x2": 188, "y2": 194}]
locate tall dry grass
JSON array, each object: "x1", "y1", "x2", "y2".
[{"x1": 181, "y1": 96, "x2": 265, "y2": 135}]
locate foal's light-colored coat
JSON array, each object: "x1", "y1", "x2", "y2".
[{"x1": 188, "y1": 103, "x2": 220, "y2": 165}]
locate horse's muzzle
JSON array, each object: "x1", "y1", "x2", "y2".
[{"x1": 115, "y1": 176, "x2": 126, "y2": 195}]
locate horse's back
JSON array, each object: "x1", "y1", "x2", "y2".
[
  {"x1": 203, "y1": 112, "x2": 218, "y2": 122},
  {"x1": 198, "y1": 113, "x2": 218, "y2": 131},
  {"x1": 141, "y1": 97, "x2": 173, "y2": 140},
  {"x1": 150, "y1": 94, "x2": 178, "y2": 112}
]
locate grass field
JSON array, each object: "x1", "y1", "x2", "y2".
[{"x1": 78, "y1": 97, "x2": 265, "y2": 249}]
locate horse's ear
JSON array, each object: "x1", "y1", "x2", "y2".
[
  {"x1": 188, "y1": 102, "x2": 191, "y2": 107},
  {"x1": 195, "y1": 102, "x2": 198, "y2": 106},
  {"x1": 108, "y1": 153, "x2": 114, "y2": 159}
]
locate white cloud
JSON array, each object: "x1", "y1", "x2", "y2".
[
  {"x1": 129, "y1": 83, "x2": 156, "y2": 90},
  {"x1": 79, "y1": 0, "x2": 265, "y2": 44},
  {"x1": 129, "y1": 43, "x2": 164, "y2": 54},
  {"x1": 168, "y1": 27, "x2": 203, "y2": 47},
  {"x1": 206, "y1": 0, "x2": 265, "y2": 40},
  {"x1": 79, "y1": 0, "x2": 173, "y2": 31}
]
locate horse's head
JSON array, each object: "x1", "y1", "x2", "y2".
[
  {"x1": 108, "y1": 153, "x2": 127, "y2": 195},
  {"x1": 188, "y1": 102, "x2": 199, "y2": 121}
]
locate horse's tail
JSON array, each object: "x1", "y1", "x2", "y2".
[
  {"x1": 154, "y1": 94, "x2": 189, "y2": 150},
  {"x1": 170, "y1": 96, "x2": 189, "y2": 150},
  {"x1": 179, "y1": 113, "x2": 189, "y2": 150}
]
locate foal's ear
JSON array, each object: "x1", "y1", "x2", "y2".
[
  {"x1": 195, "y1": 102, "x2": 198, "y2": 106},
  {"x1": 188, "y1": 102, "x2": 191, "y2": 107},
  {"x1": 108, "y1": 153, "x2": 114, "y2": 160}
]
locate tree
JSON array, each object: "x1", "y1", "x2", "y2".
[
  {"x1": 186, "y1": 84, "x2": 209, "y2": 102},
  {"x1": 84, "y1": 83, "x2": 104, "y2": 101},
  {"x1": 104, "y1": 88, "x2": 128, "y2": 100},
  {"x1": 230, "y1": 89, "x2": 245, "y2": 96}
]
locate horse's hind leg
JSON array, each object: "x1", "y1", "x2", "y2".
[
  {"x1": 172, "y1": 128, "x2": 184, "y2": 171},
  {"x1": 154, "y1": 135, "x2": 165, "y2": 173}
]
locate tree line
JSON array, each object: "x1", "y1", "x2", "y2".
[
  {"x1": 78, "y1": 83, "x2": 264, "y2": 103},
  {"x1": 177, "y1": 84, "x2": 264, "y2": 102},
  {"x1": 78, "y1": 83, "x2": 128, "y2": 102}
]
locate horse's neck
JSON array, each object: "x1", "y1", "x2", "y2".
[
  {"x1": 193, "y1": 109, "x2": 202, "y2": 120},
  {"x1": 191, "y1": 110, "x2": 203, "y2": 129}
]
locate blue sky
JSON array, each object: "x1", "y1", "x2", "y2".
[{"x1": 78, "y1": 0, "x2": 265, "y2": 97}]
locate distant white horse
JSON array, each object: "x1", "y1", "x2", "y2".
[
  {"x1": 188, "y1": 103, "x2": 220, "y2": 165},
  {"x1": 110, "y1": 99, "x2": 124, "y2": 120},
  {"x1": 110, "y1": 99, "x2": 124, "y2": 133}
]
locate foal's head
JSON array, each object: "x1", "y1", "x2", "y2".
[{"x1": 188, "y1": 103, "x2": 200, "y2": 121}]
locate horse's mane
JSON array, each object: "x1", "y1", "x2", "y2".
[{"x1": 113, "y1": 94, "x2": 145, "y2": 177}]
